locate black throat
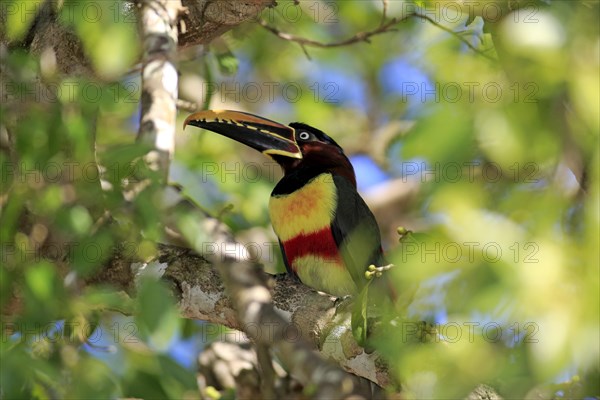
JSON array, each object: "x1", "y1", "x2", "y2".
[{"x1": 272, "y1": 166, "x2": 332, "y2": 196}]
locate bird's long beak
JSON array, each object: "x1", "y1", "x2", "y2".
[{"x1": 183, "y1": 110, "x2": 302, "y2": 160}]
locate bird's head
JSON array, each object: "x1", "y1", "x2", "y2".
[{"x1": 184, "y1": 110, "x2": 356, "y2": 187}]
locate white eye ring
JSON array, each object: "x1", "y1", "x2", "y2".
[{"x1": 298, "y1": 131, "x2": 310, "y2": 140}]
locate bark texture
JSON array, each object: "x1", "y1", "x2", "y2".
[
  {"x1": 137, "y1": 0, "x2": 182, "y2": 176},
  {"x1": 119, "y1": 243, "x2": 391, "y2": 390},
  {"x1": 5, "y1": 0, "x2": 274, "y2": 75}
]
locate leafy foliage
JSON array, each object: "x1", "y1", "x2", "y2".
[{"x1": 1, "y1": 0, "x2": 598, "y2": 398}]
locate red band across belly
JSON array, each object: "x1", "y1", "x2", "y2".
[{"x1": 282, "y1": 228, "x2": 342, "y2": 271}]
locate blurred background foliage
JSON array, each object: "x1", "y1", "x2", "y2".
[{"x1": 1, "y1": 0, "x2": 599, "y2": 398}]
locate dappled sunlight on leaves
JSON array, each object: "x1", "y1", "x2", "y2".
[{"x1": 1, "y1": 0, "x2": 598, "y2": 398}]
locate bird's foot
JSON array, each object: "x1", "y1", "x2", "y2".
[
  {"x1": 334, "y1": 294, "x2": 353, "y2": 306},
  {"x1": 364, "y1": 263, "x2": 395, "y2": 280}
]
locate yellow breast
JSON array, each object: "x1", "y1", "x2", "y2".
[
  {"x1": 269, "y1": 173, "x2": 338, "y2": 242},
  {"x1": 292, "y1": 254, "x2": 356, "y2": 296}
]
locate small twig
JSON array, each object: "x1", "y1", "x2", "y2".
[
  {"x1": 84, "y1": 338, "x2": 116, "y2": 353},
  {"x1": 299, "y1": 43, "x2": 312, "y2": 60},
  {"x1": 90, "y1": 210, "x2": 112, "y2": 235},
  {"x1": 256, "y1": 344, "x2": 277, "y2": 399},
  {"x1": 381, "y1": 0, "x2": 389, "y2": 26},
  {"x1": 259, "y1": 17, "x2": 398, "y2": 49},
  {"x1": 411, "y1": 13, "x2": 496, "y2": 61},
  {"x1": 260, "y1": 12, "x2": 497, "y2": 61},
  {"x1": 201, "y1": 57, "x2": 213, "y2": 110},
  {"x1": 176, "y1": 98, "x2": 199, "y2": 112}
]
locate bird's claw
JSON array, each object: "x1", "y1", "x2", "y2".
[
  {"x1": 334, "y1": 294, "x2": 353, "y2": 307},
  {"x1": 364, "y1": 263, "x2": 394, "y2": 280}
]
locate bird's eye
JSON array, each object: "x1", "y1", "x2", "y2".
[{"x1": 298, "y1": 131, "x2": 311, "y2": 140}]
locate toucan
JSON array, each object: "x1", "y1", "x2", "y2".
[{"x1": 183, "y1": 110, "x2": 392, "y2": 301}]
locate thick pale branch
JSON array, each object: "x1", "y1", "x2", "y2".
[
  {"x1": 178, "y1": 0, "x2": 275, "y2": 48},
  {"x1": 103, "y1": 242, "x2": 391, "y2": 389},
  {"x1": 137, "y1": 0, "x2": 183, "y2": 177}
]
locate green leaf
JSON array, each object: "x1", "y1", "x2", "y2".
[
  {"x1": 5, "y1": 0, "x2": 44, "y2": 42},
  {"x1": 62, "y1": 0, "x2": 139, "y2": 78},
  {"x1": 351, "y1": 281, "x2": 372, "y2": 347},
  {"x1": 25, "y1": 262, "x2": 56, "y2": 301},
  {"x1": 66, "y1": 357, "x2": 119, "y2": 399},
  {"x1": 68, "y1": 230, "x2": 114, "y2": 276},
  {"x1": 81, "y1": 288, "x2": 135, "y2": 315},
  {"x1": 215, "y1": 51, "x2": 239, "y2": 76},
  {"x1": 202, "y1": 58, "x2": 215, "y2": 110},
  {"x1": 69, "y1": 205, "x2": 92, "y2": 234},
  {"x1": 135, "y1": 278, "x2": 180, "y2": 352}
]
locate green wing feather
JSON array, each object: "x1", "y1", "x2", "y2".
[{"x1": 330, "y1": 175, "x2": 385, "y2": 293}]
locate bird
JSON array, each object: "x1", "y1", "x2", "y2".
[{"x1": 183, "y1": 110, "x2": 394, "y2": 302}]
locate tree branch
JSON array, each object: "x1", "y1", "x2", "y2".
[
  {"x1": 260, "y1": 12, "x2": 497, "y2": 61},
  {"x1": 203, "y1": 220, "x2": 384, "y2": 398},
  {"x1": 258, "y1": 17, "x2": 400, "y2": 49},
  {"x1": 178, "y1": 0, "x2": 276, "y2": 48},
  {"x1": 411, "y1": 13, "x2": 496, "y2": 62},
  {"x1": 137, "y1": 0, "x2": 183, "y2": 178},
  {"x1": 98, "y1": 241, "x2": 392, "y2": 390},
  {"x1": 8, "y1": 0, "x2": 274, "y2": 75}
]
